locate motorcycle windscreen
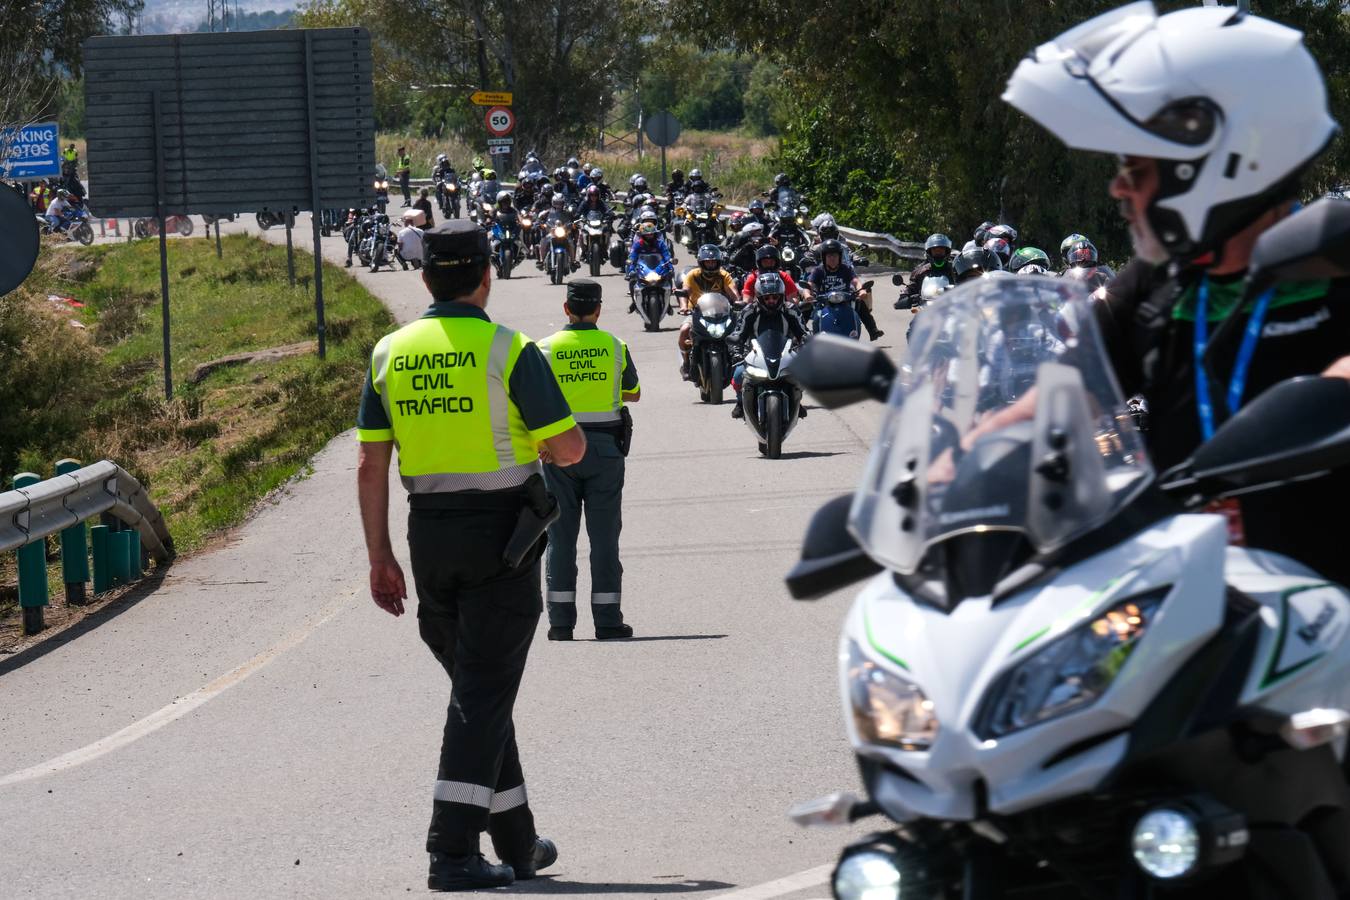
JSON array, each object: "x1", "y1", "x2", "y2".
[
  {"x1": 696, "y1": 293, "x2": 731, "y2": 318},
  {"x1": 639, "y1": 253, "x2": 663, "y2": 270},
  {"x1": 847, "y1": 275, "x2": 1151, "y2": 573},
  {"x1": 752, "y1": 328, "x2": 789, "y2": 379}
]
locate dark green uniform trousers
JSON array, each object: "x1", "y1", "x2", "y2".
[
  {"x1": 543, "y1": 431, "x2": 626, "y2": 629},
  {"x1": 408, "y1": 491, "x2": 541, "y2": 859}
]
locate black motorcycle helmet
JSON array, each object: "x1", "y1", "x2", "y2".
[
  {"x1": 755, "y1": 244, "x2": 781, "y2": 270},
  {"x1": 774, "y1": 173, "x2": 790, "y2": 187},
  {"x1": 633, "y1": 175, "x2": 649, "y2": 193},
  {"x1": 924, "y1": 233, "x2": 953, "y2": 267},
  {"x1": 982, "y1": 237, "x2": 1012, "y2": 268},
  {"x1": 754, "y1": 271, "x2": 786, "y2": 309},
  {"x1": 973, "y1": 220, "x2": 996, "y2": 245},
  {"x1": 819, "y1": 238, "x2": 845, "y2": 267},
  {"x1": 748, "y1": 198, "x2": 766, "y2": 216},
  {"x1": 671, "y1": 168, "x2": 685, "y2": 182},
  {"x1": 953, "y1": 247, "x2": 1000, "y2": 283},
  {"x1": 987, "y1": 223, "x2": 1018, "y2": 248},
  {"x1": 697, "y1": 244, "x2": 723, "y2": 272}
]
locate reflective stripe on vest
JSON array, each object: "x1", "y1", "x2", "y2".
[
  {"x1": 371, "y1": 318, "x2": 542, "y2": 493},
  {"x1": 539, "y1": 329, "x2": 625, "y2": 424}
]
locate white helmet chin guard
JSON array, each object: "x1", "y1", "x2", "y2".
[{"x1": 1003, "y1": 2, "x2": 1338, "y2": 259}]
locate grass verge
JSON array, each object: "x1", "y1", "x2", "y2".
[{"x1": 0, "y1": 234, "x2": 393, "y2": 626}]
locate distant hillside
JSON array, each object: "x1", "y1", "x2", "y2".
[{"x1": 138, "y1": 1, "x2": 294, "y2": 34}]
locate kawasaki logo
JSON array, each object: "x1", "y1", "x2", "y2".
[
  {"x1": 1263, "y1": 306, "x2": 1331, "y2": 339},
  {"x1": 1297, "y1": 601, "x2": 1337, "y2": 645}
]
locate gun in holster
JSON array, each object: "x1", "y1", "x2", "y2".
[{"x1": 502, "y1": 473, "x2": 559, "y2": 570}]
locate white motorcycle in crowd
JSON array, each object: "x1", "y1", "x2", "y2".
[
  {"x1": 739, "y1": 325, "x2": 802, "y2": 458},
  {"x1": 785, "y1": 199, "x2": 1350, "y2": 900}
]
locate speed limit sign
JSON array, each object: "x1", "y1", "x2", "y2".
[{"x1": 485, "y1": 106, "x2": 515, "y2": 137}]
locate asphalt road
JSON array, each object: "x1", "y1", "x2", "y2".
[{"x1": 0, "y1": 213, "x2": 913, "y2": 899}]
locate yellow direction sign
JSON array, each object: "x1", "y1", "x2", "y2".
[{"x1": 471, "y1": 91, "x2": 513, "y2": 106}]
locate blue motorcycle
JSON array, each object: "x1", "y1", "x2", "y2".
[
  {"x1": 807, "y1": 279, "x2": 873, "y2": 340},
  {"x1": 491, "y1": 218, "x2": 522, "y2": 279}
]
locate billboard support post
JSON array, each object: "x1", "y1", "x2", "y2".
[
  {"x1": 304, "y1": 31, "x2": 327, "y2": 359},
  {"x1": 153, "y1": 89, "x2": 173, "y2": 401}
]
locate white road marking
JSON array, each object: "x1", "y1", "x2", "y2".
[
  {"x1": 709, "y1": 864, "x2": 834, "y2": 900},
  {"x1": 0, "y1": 594, "x2": 352, "y2": 788}
]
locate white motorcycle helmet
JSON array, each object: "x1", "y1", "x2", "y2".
[{"x1": 1003, "y1": 1, "x2": 1338, "y2": 259}]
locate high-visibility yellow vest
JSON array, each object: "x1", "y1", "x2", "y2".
[
  {"x1": 363, "y1": 316, "x2": 548, "y2": 492},
  {"x1": 538, "y1": 327, "x2": 627, "y2": 424},
  {"x1": 62, "y1": 147, "x2": 77, "y2": 162}
]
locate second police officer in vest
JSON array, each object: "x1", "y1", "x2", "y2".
[
  {"x1": 355, "y1": 221, "x2": 588, "y2": 891},
  {"x1": 537, "y1": 279, "x2": 641, "y2": 640}
]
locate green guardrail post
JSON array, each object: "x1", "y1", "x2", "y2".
[
  {"x1": 109, "y1": 531, "x2": 131, "y2": 587},
  {"x1": 90, "y1": 525, "x2": 111, "y2": 594},
  {"x1": 14, "y1": 473, "x2": 47, "y2": 635},
  {"x1": 128, "y1": 530, "x2": 142, "y2": 579},
  {"x1": 55, "y1": 459, "x2": 90, "y2": 606}
]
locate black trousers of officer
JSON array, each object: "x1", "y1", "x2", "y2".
[{"x1": 407, "y1": 491, "x2": 541, "y2": 859}]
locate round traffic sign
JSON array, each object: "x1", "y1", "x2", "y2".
[
  {"x1": 644, "y1": 110, "x2": 681, "y2": 148},
  {"x1": 485, "y1": 106, "x2": 515, "y2": 137}
]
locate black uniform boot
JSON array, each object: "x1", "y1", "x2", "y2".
[
  {"x1": 428, "y1": 853, "x2": 514, "y2": 891},
  {"x1": 596, "y1": 624, "x2": 633, "y2": 640},
  {"x1": 502, "y1": 837, "x2": 558, "y2": 880}
]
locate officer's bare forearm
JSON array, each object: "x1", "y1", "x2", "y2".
[
  {"x1": 543, "y1": 425, "x2": 588, "y2": 467},
  {"x1": 357, "y1": 441, "x2": 396, "y2": 561}
]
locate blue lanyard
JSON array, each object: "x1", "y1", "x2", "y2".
[{"x1": 1193, "y1": 275, "x2": 1274, "y2": 440}]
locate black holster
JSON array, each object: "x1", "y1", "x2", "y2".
[
  {"x1": 617, "y1": 406, "x2": 634, "y2": 457},
  {"x1": 501, "y1": 474, "x2": 559, "y2": 570}
]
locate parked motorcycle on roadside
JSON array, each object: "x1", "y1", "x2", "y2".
[
  {"x1": 362, "y1": 213, "x2": 396, "y2": 272},
  {"x1": 136, "y1": 214, "x2": 195, "y2": 238},
  {"x1": 784, "y1": 202, "x2": 1350, "y2": 899}
]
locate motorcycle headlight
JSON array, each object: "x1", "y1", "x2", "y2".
[
  {"x1": 796, "y1": 215, "x2": 805, "y2": 225},
  {"x1": 644, "y1": 272, "x2": 661, "y2": 284},
  {"x1": 520, "y1": 217, "x2": 531, "y2": 227},
  {"x1": 554, "y1": 226, "x2": 568, "y2": 238},
  {"x1": 704, "y1": 321, "x2": 727, "y2": 338},
  {"x1": 1133, "y1": 809, "x2": 1200, "y2": 880},
  {"x1": 833, "y1": 850, "x2": 901, "y2": 900},
  {"x1": 846, "y1": 639, "x2": 938, "y2": 751},
  {"x1": 448, "y1": 184, "x2": 457, "y2": 192},
  {"x1": 976, "y1": 588, "x2": 1169, "y2": 739},
  {"x1": 743, "y1": 364, "x2": 771, "y2": 379}
]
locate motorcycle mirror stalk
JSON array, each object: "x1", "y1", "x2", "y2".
[{"x1": 788, "y1": 791, "x2": 879, "y2": 828}]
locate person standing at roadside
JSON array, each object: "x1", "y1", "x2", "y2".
[
  {"x1": 537, "y1": 280, "x2": 641, "y2": 641},
  {"x1": 356, "y1": 220, "x2": 586, "y2": 890},
  {"x1": 397, "y1": 145, "x2": 412, "y2": 207}
]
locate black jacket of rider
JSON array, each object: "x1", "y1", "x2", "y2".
[
  {"x1": 1100, "y1": 259, "x2": 1350, "y2": 584},
  {"x1": 730, "y1": 304, "x2": 807, "y2": 349},
  {"x1": 905, "y1": 259, "x2": 955, "y2": 306},
  {"x1": 578, "y1": 200, "x2": 612, "y2": 221}
]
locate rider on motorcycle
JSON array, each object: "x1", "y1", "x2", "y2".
[
  {"x1": 479, "y1": 168, "x2": 501, "y2": 205},
  {"x1": 541, "y1": 193, "x2": 578, "y2": 269},
  {"x1": 801, "y1": 239, "x2": 883, "y2": 341},
  {"x1": 982, "y1": 236, "x2": 1014, "y2": 270},
  {"x1": 747, "y1": 198, "x2": 771, "y2": 229},
  {"x1": 588, "y1": 167, "x2": 613, "y2": 201},
  {"x1": 553, "y1": 167, "x2": 579, "y2": 205},
  {"x1": 767, "y1": 173, "x2": 799, "y2": 211},
  {"x1": 729, "y1": 271, "x2": 809, "y2": 420},
  {"x1": 1003, "y1": 3, "x2": 1350, "y2": 585},
  {"x1": 678, "y1": 244, "x2": 739, "y2": 380},
  {"x1": 578, "y1": 184, "x2": 612, "y2": 220},
  {"x1": 686, "y1": 169, "x2": 713, "y2": 196},
  {"x1": 626, "y1": 220, "x2": 672, "y2": 276},
  {"x1": 513, "y1": 176, "x2": 537, "y2": 210},
  {"x1": 1061, "y1": 238, "x2": 1116, "y2": 291},
  {"x1": 952, "y1": 246, "x2": 1001, "y2": 284},
  {"x1": 665, "y1": 169, "x2": 687, "y2": 202},
  {"x1": 1008, "y1": 246, "x2": 1052, "y2": 274},
  {"x1": 899, "y1": 233, "x2": 956, "y2": 310},
  {"x1": 43, "y1": 189, "x2": 73, "y2": 232},
  {"x1": 740, "y1": 243, "x2": 801, "y2": 305}
]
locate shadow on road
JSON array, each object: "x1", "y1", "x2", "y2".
[
  {"x1": 595, "y1": 634, "x2": 728, "y2": 643},
  {"x1": 500, "y1": 876, "x2": 735, "y2": 894},
  {"x1": 0, "y1": 566, "x2": 170, "y2": 677},
  {"x1": 766, "y1": 451, "x2": 845, "y2": 461}
]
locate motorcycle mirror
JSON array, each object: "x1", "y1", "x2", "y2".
[
  {"x1": 791, "y1": 334, "x2": 896, "y2": 408},
  {"x1": 891, "y1": 272, "x2": 905, "y2": 286},
  {"x1": 861, "y1": 280, "x2": 874, "y2": 291},
  {"x1": 1163, "y1": 376, "x2": 1350, "y2": 497},
  {"x1": 0, "y1": 186, "x2": 40, "y2": 296},
  {"x1": 785, "y1": 494, "x2": 881, "y2": 600},
  {"x1": 1248, "y1": 197, "x2": 1350, "y2": 289}
]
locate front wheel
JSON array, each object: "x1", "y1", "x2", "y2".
[
  {"x1": 706, "y1": 349, "x2": 725, "y2": 405},
  {"x1": 500, "y1": 247, "x2": 513, "y2": 279},
  {"x1": 643, "y1": 293, "x2": 662, "y2": 332},
  {"x1": 371, "y1": 242, "x2": 384, "y2": 272},
  {"x1": 72, "y1": 222, "x2": 94, "y2": 246},
  {"x1": 590, "y1": 238, "x2": 602, "y2": 276},
  {"x1": 763, "y1": 393, "x2": 784, "y2": 458}
]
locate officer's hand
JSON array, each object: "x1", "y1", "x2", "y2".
[{"x1": 368, "y1": 557, "x2": 407, "y2": 616}]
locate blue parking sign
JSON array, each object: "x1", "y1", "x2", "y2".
[{"x1": 1, "y1": 122, "x2": 61, "y2": 180}]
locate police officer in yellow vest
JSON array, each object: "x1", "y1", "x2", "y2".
[
  {"x1": 537, "y1": 280, "x2": 640, "y2": 640},
  {"x1": 355, "y1": 221, "x2": 586, "y2": 891}
]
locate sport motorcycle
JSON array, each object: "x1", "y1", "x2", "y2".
[
  {"x1": 738, "y1": 325, "x2": 802, "y2": 458},
  {"x1": 783, "y1": 198, "x2": 1350, "y2": 900},
  {"x1": 629, "y1": 252, "x2": 674, "y2": 331}
]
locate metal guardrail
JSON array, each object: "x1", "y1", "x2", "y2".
[{"x1": 2, "y1": 460, "x2": 174, "y2": 636}]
